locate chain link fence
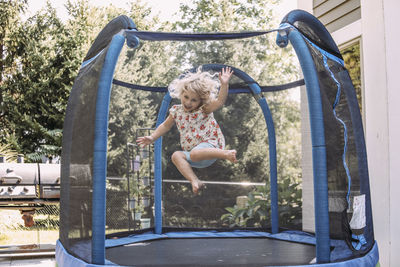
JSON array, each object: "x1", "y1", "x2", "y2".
[{"x1": 0, "y1": 204, "x2": 60, "y2": 251}]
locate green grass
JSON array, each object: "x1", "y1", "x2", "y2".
[{"x1": 0, "y1": 209, "x2": 59, "y2": 246}]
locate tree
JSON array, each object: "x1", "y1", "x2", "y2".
[
  {"x1": 0, "y1": 0, "x2": 28, "y2": 153},
  {"x1": 0, "y1": 0, "x2": 27, "y2": 83},
  {"x1": 1, "y1": 2, "x2": 78, "y2": 160},
  {"x1": 0, "y1": 0, "x2": 133, "y2": 161}
]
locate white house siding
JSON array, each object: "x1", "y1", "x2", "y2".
[
  {"x1": 313, "y1": 0, "x2": 361, "y2": 33},
  {"x1": 361, "y1": 1, "x2": 400, "y2": 266}
]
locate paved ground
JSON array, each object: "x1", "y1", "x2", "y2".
[{"x1": 0, "y1": 253, "x2": 55, "y2": 267}]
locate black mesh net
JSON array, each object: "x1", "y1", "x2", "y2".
[
  {"x1": 305, "y1": 41, "x2": 373, "y2": 254},
  {"x1": 100, "y1": 33, "x2": 303, "y2": 236},
  {"x1": 106, "y1": 64, "x2": 302, "y2": 232},
  {"x1": 60, "y1": 46, "x2": 109, "y2": 262}
]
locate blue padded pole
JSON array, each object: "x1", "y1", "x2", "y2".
[
  {"x1": 92, "y1": 33, "x2": 125, "y2": 265},
  {"x1": 278, "y1": 26, "x2": 330, "y2": 263},
  {"x1": 153, "y1": 93, "x2": 172, "y2": 234},
  {"x1": 252, "y1": 89, "x2": 279, "y2": 234}
]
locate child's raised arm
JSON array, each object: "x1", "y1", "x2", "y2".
[
  {"x1": 203, "y1": 67, "x2": 234, "y2": 114},
  {"x1": 136, "y1": 114, "x2": 175, "y2": 147}
]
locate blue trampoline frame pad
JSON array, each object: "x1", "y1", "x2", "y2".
[{"x1": 55, "y1": 230, "x2": 379, "y2": 267}]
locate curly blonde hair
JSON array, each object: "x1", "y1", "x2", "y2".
[{"x1": 168, "y1": 68, "x2": 220, "y2": 106}]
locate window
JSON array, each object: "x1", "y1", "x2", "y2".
[{"x1": 341, "y1": 41, "x2": 363, "y2": 115}]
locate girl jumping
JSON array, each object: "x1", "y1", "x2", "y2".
[{"x1": 136, "y1": 67, "x2": 237, "y2": 194}]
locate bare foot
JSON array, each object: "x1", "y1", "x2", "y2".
[
  {"x1": 225, "y1": 150, "x2": 238, "y2": 163},
  {"x1": 191, "y1": 179, "x2": 204, "y2": 194}
]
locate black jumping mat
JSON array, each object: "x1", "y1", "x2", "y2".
[{"x1": 106, "y1": 237, "x2": 316, "y2": 266}]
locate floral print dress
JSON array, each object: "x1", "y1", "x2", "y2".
[{"x1": 169, "y1": 105, "x2": 225, "y2": 151}]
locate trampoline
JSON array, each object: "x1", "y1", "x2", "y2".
[{"x1": 56, "y1": 9, "x2": 379, "y2": 267}]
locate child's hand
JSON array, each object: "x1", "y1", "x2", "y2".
[
  {"x1": 219, "y1": 66, "x2": 234, "y2": 85},
  {"x1": 136, "y1": 136, "x2": 154, "y2": 147}
]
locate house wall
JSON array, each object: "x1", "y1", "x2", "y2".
[
  {"x1": 385, "y1": 1, "x2": 400, "y2": 266},
  {"x1": 296, "y1": 0, "x2": 400, "y2": 266},
  {"x1": 313, "y1": 0, "x2": 361, "y2": 32},
  {"x1": 360, "y1": 1, "x2": 400, "y2": 266}
]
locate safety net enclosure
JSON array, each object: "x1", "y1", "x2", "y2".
[{"x1": 57, "y1": 9, "x2": 379, "y2": 267}]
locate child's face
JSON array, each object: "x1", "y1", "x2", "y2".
[{"x1": 180, "y1": 90, "x2": 201, "y2": 112}]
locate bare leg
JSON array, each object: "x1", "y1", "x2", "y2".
[
  {"x1": 171, "y1": 151, "x2": 204, "y2": 194},
  {"x1": 190, "y1": 148, "x2": 237, "y2": 163}
]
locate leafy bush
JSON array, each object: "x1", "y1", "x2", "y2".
[
  {"x1": 222, "y1": 181, "x2": 302, "y2": 229},
  {"x1": 221, "y1": 186, "x2": 270, "y2": 228},
  {"x1": 0, "y1": 144, "x2": 18, "y2": 162}
]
